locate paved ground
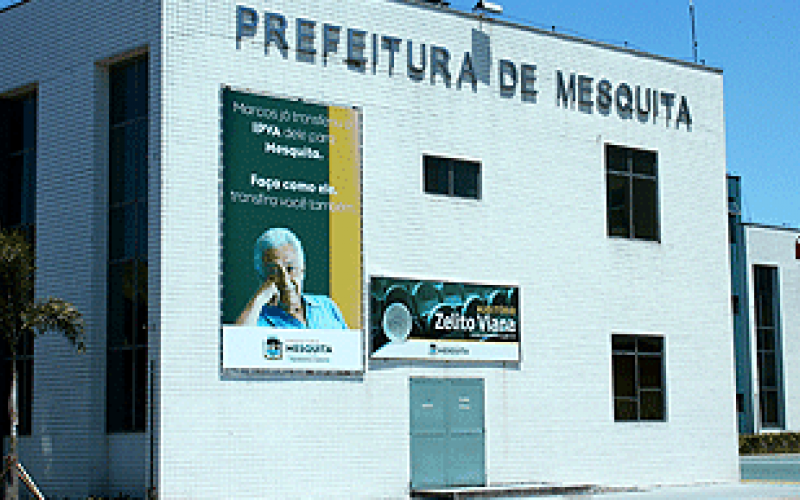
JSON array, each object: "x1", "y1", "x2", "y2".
[
  {"x1": 422, "y1": 483, "x2": 800, "y2": 500},
  {"x1": 559, "y1": 483, "x2": 800, "y2": 499},
  {"x1": 419, "y1": 455, "x2": 800, "y2": 499}
]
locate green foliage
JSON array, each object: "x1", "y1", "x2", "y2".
[
  {"x1": 0, "y1": 228, "x2": 85, "y2": 352},
  {"x1": 2, "y1": 227, "x2": 87, "y2": 499},
  {"x1": 740, "y1": 432, "x2": 800, "y2": 455}
]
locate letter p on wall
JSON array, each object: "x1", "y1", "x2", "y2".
[{"x1": 237, "y1": 6, "x2": 259, "y2": 44}]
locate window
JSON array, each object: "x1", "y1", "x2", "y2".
[
  {"x1": 423, "y1": 155, "x2": 481, "y2": 199},
  {"x1": 753, "y1": 265, "x2": 783, "y2": 429},
  {"x1": 0, "y1": 91, "x2": 37, "y2": 438},
  {"x1": 796, "y1": 237, "x2": 799, "y2": 260},
  {"x1": 606, "y1": 144, "x2": 659, "y2": 241},
  {"x1": 0, "y1": 93, "x2": 36, "y2": 237},
  {"x1": 612, "y1": 334, "x2": 665, "y2": 421},
  {"x1": 107, "y1": 55, "x2": 148, "y2": 433}
]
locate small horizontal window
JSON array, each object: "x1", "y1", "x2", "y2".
[{"x1": 423, "y1": 155, "x2": 481, "y2": 200}]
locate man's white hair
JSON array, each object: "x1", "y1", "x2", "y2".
[{"x1": 254, "y1": 228, "x2": 305, "y2": 281}]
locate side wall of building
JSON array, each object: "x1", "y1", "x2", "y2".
[
  {"x1": 746, "y1": 226, "x2": 800, "y2": 433},
  {"x1": 0, "y1": 0, "x2": 160, "y2": 496},
  {"x1": 158, "y1": 0, "x2": 735, "y2": 498}
]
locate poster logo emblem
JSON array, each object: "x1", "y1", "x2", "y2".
[{"x1": 263, "y1": 336, "x2": 283, "y2": 360}]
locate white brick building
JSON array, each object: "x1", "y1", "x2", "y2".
[
  {"x1": 1, "y1": 0, "x2": 737, "y2": 498},
  {"x1": 732, "y1": 219, "x2": 800, "y2": 434}
]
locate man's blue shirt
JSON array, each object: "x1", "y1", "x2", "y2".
[{"x1": 257, "y1": 294, "x2": 348, "y2": 329}]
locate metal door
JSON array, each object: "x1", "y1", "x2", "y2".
[{"x1": 410, "y1": 378, "x2": 486, "y2": 489}]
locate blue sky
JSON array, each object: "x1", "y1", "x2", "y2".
[
  {"x1": 452, "y1": 0, "x2": 798, "y2": 229},
  {"x1": 2, "y1": 0, "x2": 797, "y2": 228}
]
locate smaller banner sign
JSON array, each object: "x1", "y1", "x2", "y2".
[
  {"x1": 370, "y1": 276, "x2": 520, "y2": 361},
  {"x1": 223, "y1": 327, "x2": 364, "y2": 372}
]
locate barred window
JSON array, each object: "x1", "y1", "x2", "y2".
[
  {"x1": 612, "y1": 335, "x2": 666, "y2": 422},
  {"x1": 754, "y1": 265, "x2": 783, "y2": 429},
  {"x1": 107, "y1": 55, "x2": 149, "y2": 433},
  {"x1": 606, "y1": 144, "x2": 659, "y2": 241},
  {"x1": 0, "y1": 91, "x2": 37, "y2": 437}
]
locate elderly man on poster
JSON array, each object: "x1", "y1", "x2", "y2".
[{"x1": 236, "y1": 227, "x2": 348, "y2": 329}]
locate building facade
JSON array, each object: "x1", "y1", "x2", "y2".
[
  {"x1": 730, "y1": 177, "x2": 800, "y2": 435},
  {"x1": 1, "y1": 0, "x2": 736, "y2": 498}
]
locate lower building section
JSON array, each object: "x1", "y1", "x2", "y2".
[
  {"x1": 4, "y1": 324, "x2": 741, "y2": 499},
  {"x1": 153, "y1": 326, "x2": 738, "y2": 499}
]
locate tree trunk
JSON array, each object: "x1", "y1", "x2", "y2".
[{"x1": 5, "y1": 359, "x2": 19, "y2": 500}]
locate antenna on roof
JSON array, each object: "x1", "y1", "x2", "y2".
[{"x1": 689, "y1": 0, "x2": 698, "y2": 63}]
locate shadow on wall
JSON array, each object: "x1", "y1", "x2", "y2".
[{"x1": 472, "y1": 28, "x2": 491, "y2": 86}]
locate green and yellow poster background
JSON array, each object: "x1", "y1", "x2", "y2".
[{"x1": 221, "y1": 88, "x2": 362, "y2": 329}]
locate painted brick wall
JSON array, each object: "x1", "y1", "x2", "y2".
[
  {"x1": 0, "y1": 0, "x2": 160, "y2": 496},
  {"x1": 158, "y1": 0, "x2": 735, "y2": 498},
  {"x1": 746, "y1": 225, "x2": 800, "y2": 433}
]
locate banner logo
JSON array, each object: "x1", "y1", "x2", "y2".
[{"x1": 263, "y1": 336, "x2": 283, "y2": 360}]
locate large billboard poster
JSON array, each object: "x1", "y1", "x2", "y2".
[
  {"x1": 370, "y1": 276, "x2": 520, "y2": 361},
  {"x1": 221, "y1": 88, "x2": 363, "y2": 372}
]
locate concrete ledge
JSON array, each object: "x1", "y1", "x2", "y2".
[
  {"x1": 740, "y1": 454, "x2": 800, "y2": 482},
  {"x1": 411, "y1": 483, "x2": 597, "y2": 498}
]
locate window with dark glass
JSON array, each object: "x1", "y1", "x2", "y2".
[
  {"x1": 612, "y1": 334, "x2": 665, "y2": 422},
  {"x1": 606, "y1": 144, "x2": 659, "y2": 241},
  {"x1": 423, "y1": 155, "x2": 481, "y2": 199},
  {"x1": 0, "y1": 92, "x2": 37, "y2": 438},
  {"x1": 107, "y1": 55, "x2": 148, "y2": 433},
  {"x1": 754, "y1": 265, "x2": 783, "y2": 429}
]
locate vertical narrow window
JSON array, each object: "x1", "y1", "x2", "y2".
[
  {"x1": 612, "y1": 334, "x2": 665, "y2": 422},
  {"x1": 0, "y1": 91, "x2": 37, "y2": 438},
  {"x1": 605, "y1": 144, "x2": 659, "y2": 241},
  {"x1": 753, "y1": 265, "x2": 783, "y2": 429},
  {"x1": 107, "y1": 55, "x2": 148, "y2": 433},
  {"x1": 423, "y1": 155, "x2": 481, "y2": 199}
]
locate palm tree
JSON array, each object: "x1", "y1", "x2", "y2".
[{"x1": 1, "y1": 229, "x2": 84, "y2": 500}]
